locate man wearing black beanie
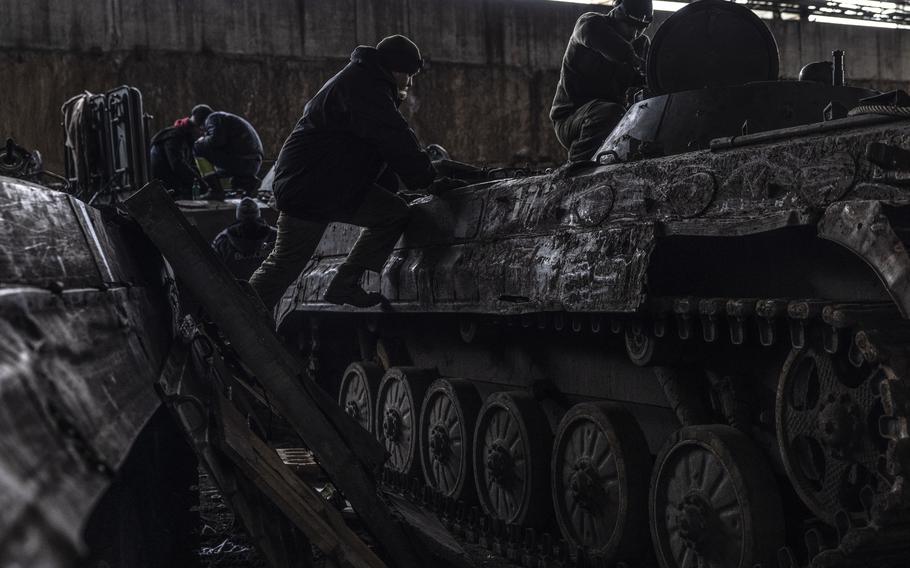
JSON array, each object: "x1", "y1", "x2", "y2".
[{"x1": 250, "y1": 34, "x2": 436, "y2": 310}]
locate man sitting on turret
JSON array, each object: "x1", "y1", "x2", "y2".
[{"x1": 551, "y1": 0, "x2": 653, "y2": 164}]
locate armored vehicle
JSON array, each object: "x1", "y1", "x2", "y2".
[
  {"x1": 279, "y1": 1, "x2": 910, "y2": 566},
  {"x1": 0, "y1": 174, "x2": 197, "y2": 567}
]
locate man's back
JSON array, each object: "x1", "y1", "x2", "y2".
[
  {"x1": 271, "y1": 45, "x2": 433, "y2": 220},
  {"x1": 551, "y1": 12, "x2": 647, "y2": 123},
  {"x1": 149, "y1": 120, "x2": 199, "y2": 193},
  {"x1": 198, "y1": 111, "x2": 263, "y2": 159}
]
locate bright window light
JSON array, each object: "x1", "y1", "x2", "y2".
[
  {"x1": 546, "y1": 0, "x2": 692, "y2": 11},
  {"x1": 654, "y1": 1, "x2": 687, "y2": 11},
  {"x1": 545, "y1": 0, "x2": 910, "y2": 28},
  {"x1": 809, "y1": 13, "x2": 910, "y2": 26}
]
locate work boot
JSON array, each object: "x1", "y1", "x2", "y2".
[
  {"x1": 232, "y1": 175, "x2": 261, "y2": 198},
  {"x1": 324, "y1": 264, "x2": 384, "y2": 308},
  {"x1": 200, "y1": 174, "x2": 226, "y2": 201}
]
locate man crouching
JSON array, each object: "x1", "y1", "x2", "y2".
[
  {"x1": 250, "y1": 35, "x2": 435, "y2": 310},
  {"x1": 551, "y1": 0, "x2": 653, "y2": 164}
]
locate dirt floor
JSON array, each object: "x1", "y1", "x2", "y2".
[
  {"x1": 196, "y1": 469, "x2": 266, "y2": 567},
  {"x1": 193, "y1": 466, "x2": 514, "y2": 568}
]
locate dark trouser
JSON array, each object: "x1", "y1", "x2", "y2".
[
  {"x1": 150, "y1": 145, "x2": 193, "y2": 198},
  {"x1": 199, "y1": 147, "x2": 262, "y2": 191},
  {"x1": 554, "y1": 100, "x2": 625, "y2": 163},
  {"x1": 249, "y1": 186, "x2": 410, "y2": 309}
]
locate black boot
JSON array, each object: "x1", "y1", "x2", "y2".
[
  {"x1": 232, "y1": 175, "x2": 261, "y2": 198},
  {"x1": 200, "y1": 174, "x2": 226, "y2": 201},
  {"x1": 324, "y1": 264, "x2": 384, "y2": 308}
]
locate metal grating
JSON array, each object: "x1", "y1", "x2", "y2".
[
  {"x1": 740, "y1": 0, "x2": 910, "y2": 26},
  {"x1": 549, "y1": 0, "x2": 910, "y2": 27}
]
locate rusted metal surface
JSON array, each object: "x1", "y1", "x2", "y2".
[
  {"x1": 0, "y1": 176, "x2": 172, "y2": 566},
  {"x1": 602, "y1": 83, "x2": 879, "y2": 161},
  {"x1": 287, "y1": 119, "x2": 910, "y2": 319},
  {"x1": 819, "y1": 200, "x2": 910, "y2": 318},
  {"x1": 276, "y1": 53, "x2": 910, "y2": 568}
]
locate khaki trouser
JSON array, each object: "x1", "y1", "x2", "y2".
[
  {"x1": 249, "y1": 186, "x2": 409, "y2": 309},
  {"x1": 554, "y1": 99, "x2": 625, "y2": 163}
]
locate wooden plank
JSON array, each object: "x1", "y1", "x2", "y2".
[
  {"x1": 123, "y1": 182, "x2": 422, "y2": 567},
  {"x1": 276, "y1": 448, "x2": 324, "y2": 480},
  {"x1": 215, "y1": 392, "x2": 385, "y2": 568},
  {"x1": 166, "y1": 341, "x2": 318, "y2": 568}
]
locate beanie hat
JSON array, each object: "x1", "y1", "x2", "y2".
[
  {"x1": 376, "y1": 35, "x2": 423, "y2": 75},
  {"x1": 236, "y1": 197, "x2": 261, "y2": 222},
  {"x1": 190, "y1": 104, "x2": 213, "y2": 126},
  {"x1": 614, "y1": 0, "x2": 653, "y2": 25}
]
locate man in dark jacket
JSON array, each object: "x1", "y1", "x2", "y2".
[
  {"x1": 149, "y1": 117, "x2": 203, "y2": 198},
  {"x1": 191, "y1": 105, "x2": 264, "y2": 198},
  {"x1": 551, "y1": 0, "x2": 653, "y2": 163},
  {"x1": 212, "y1": 197, "x2": 278, "y2": 280},
  {"x1": 250, "y1": 35, "x2": 436, "y2": 310}
]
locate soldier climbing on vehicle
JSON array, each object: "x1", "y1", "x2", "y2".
[
  {"x1": 191, "y1": 104, "x2": 264, "y2": 200},
  {"x1": 551, "y1": 0, "x2": 653, "y2": 163},
  {"x1": 249, "y1": 34, "x2": 444, "y2": 311}
]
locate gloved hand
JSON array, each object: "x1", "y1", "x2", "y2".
[
  {"x1": 624, "y1": 85, "x2": 649, "y2": 106},
  {"x1": 397, "y1": 190, "x2": 426, "y2": 204},
  {"x1": 426, "y1": 176, "x2": 468, "y2": 196}
]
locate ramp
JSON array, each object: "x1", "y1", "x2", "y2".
[{"x1": 124, "y1": 181, "x2": 453, "y2": 567}]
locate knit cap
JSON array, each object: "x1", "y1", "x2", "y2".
[
  {"x1": 376, "y1": 35, "x2": 423, "y2": 74},
  {"x1": 191, "y1": 104, "x2": 213, "y2": 126},
  {"x1": 236, "y1": 197, "x2": 261, "y2": 221}
]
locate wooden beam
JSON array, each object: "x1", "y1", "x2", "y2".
[
  {"x1": 124, "y1": 182, "x2": 421, "y2": 567},
  {"x1": 215, "y1": 391, "x2": 385, "y2": 568}
]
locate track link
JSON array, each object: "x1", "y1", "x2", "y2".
[{"x1": 357, "y1": 296, "x2": 910, "y2": 568}]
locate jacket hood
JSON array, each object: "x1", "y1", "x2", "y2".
[
  {"x1": 224, "y1": 221, "x2": 273, "y2": 254},
  {"x1": 151, "y1": 122, "x2": 197, "y2": 146},
  {"x1": 350, "y1": 46, "x2": 397, "y2": 87}
]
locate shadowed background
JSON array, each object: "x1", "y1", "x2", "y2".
[{"x1": 3, "y1": 0, "x2": 910, "y2": 172}]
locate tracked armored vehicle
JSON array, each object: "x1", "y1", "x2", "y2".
[
  {"x1": 0, "y1": 174, "x2": 199, "y2": 567},
  {"x1": 280, "y1": 1, "x2": 910, "y2": 567}
]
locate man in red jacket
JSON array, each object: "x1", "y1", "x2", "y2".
[{"x1": 250, "y1": 35, "x2": 436, "y2": 310}]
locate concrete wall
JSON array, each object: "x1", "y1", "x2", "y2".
[{"x1": 2, "y1": 0, "x2": 910, "y2": 173}]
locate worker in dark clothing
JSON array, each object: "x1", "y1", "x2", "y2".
[
  {"x1": 551, "y1": 0, "x2": 653, "y2": 163},
  {"x1": 191, "y1": 105, "x2": 264, "y2": 199},
  {"x1": 212, "y1": 197, "x2": 278, "y2": 281},
  {"x1": 250, "y1": 34, "x2": 437, "y2": 310},
  {"x1": 149, "y1": 117, "x2": 204, "y2": 199}
]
